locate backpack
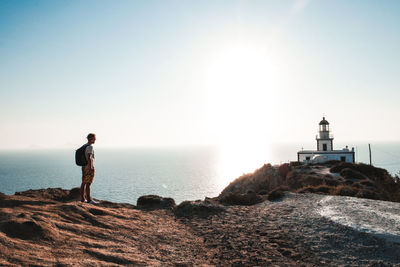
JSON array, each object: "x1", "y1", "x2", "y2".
[{"x1": 75, "y1": 144, "x2": 90, "y2": 166}]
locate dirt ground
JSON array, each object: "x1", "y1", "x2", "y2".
[{"x1": 0, "y1": 189, "x2": 399, "y2": 266}]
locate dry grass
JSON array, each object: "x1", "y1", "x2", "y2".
[
  {"x1": 332, "y1": 185, "x2": 358, "y2": 197},
  {"x1": 297, "y1": 185, "x2": 333, "y2": 194},
  {"x1": 218, "y1": 161, "x2": 400, "y2": 205}
]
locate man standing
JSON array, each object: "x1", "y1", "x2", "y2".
[{"x1": 80, "y1": 133, "x2": 97, "y2": 204}]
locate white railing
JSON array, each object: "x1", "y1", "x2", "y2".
[{"x1": 316, "y1": 134, "x2": 334, "y2": 139}]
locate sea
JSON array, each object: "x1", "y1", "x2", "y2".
[{"x1": 1, "y1": 142, "x2": 399, "y2": 204}]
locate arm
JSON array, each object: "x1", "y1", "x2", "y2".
[{"x1": 88, "y1": 153, "x2": 94, "y2": 170}]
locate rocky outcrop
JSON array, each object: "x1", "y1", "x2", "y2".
[
  {"x1": 217, "y1": 164, "x2": 285, "y2": 203},
  {"x1": 218, "y1": 192, "x2": 264, "y2": 206},
  {"x1": 175, "y1": 200, "x2": 225, "y2": 218},
  {"x1": 136, "y1": 195, "x2": 175, "y2": 210},
  {"x1": 217, "y1": 162, "x2": 400, "y2": 205},
  {"x1": 15, "y1": 187, "x2": 81, "y2": 202},
  {"x1": 0, "y1": 219, "x2": 57, "y2": 241}
]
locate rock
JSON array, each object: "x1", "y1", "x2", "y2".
[
  {"x1": 175, "y1": 200, "x2": 225, "y2": 218},
  {"x1": 136, "y1": 195, "x2": 175, "y2": 210},
  {"x1": 0, "y1": 219, "x2": 55, "y2": 240},
  {"x1": 14, "y1": 187, "x2": 81, "y2": 202},
  {"x1": 267, "y1": 188, "x2": 286, "y2": 201},
  {"x1": 64, "y1": 187, "x2": 81, "y2": 201},
  {"x1": 219, "y1": 192, "x2": 263, "y2": 206}
]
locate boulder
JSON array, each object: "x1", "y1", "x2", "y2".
[
  {"x1": 267, "y1": 188, "x2": 286, "y2": 201},
  {"x1": 0, "y1": 219, "x2": 56, "y2": 241},
  {"x1": 218, "y1": 192, "x2": 263, "y2": 206},
  {"x1": 175, "y1": 200, "x2": 225, "y2": 218},
  {"x1": 136, "y1": 195, "x2": 175, "y2": 210},
  {"x1": 14, "y1": 187, "x2": 81, "y2": 202}
]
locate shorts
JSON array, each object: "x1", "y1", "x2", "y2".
[{"x1": 82, "y1": 165, "x2": 95, "y2": 184}]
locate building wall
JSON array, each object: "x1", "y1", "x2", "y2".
[
  {"x1": 317, "y1": 139, "x2": 333, "y2": 151},
  {"x1": 319, "y1": 131, "x2": 330, "y2": 139},
  {"x1": 298, "y1": 152, "x2": 354, "y2": 163}
]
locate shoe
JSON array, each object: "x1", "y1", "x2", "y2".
[{"x1": 88, "y1": 199, "x2": 99, "y2": 204}]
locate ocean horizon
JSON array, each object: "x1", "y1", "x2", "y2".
[{"x1": 1, "y1": 142, "x2": 399, "y2": 204}]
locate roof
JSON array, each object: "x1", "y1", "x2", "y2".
[
  {"x1": 298, "y1": 150, "x2": 354, "y2": 154},
  {"x1": 319, "y1": 117, "x2": 329, "y2": 125}
]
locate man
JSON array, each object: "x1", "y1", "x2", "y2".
[{"x1": 80, "y1": 133, "x2": 97, "y2": 204}]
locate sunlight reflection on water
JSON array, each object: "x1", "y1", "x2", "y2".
[{"x1": 0, "y1": 142, "x2": 399, "y2": 204}]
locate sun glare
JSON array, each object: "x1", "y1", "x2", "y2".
[
  {"x1": 204, "y1": 42, "x2": 281, "y2": 142},
  {"x1": 202, "y1": 40, "x2": 283, "y2": 184}
]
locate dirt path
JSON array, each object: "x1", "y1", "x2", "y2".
[{"x1": 180, "y1": 193, "x2": 400, "y2": 266}]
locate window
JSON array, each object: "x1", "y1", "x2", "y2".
[
  {"x1": 341, "y1": 156, "x2": 346, "y2": 162},
  {"x1": 323, "y1": 144, "x2": 327, "y2": 151},
  {"x1": 306, "y1": 156, "x2": 310, "y2": 161}
]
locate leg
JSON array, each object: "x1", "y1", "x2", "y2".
[
  {"x1": 80, "y1": 182, "x2": 86, "y2": 202},
  {"x1": 86, "y1": 183, "x2": 91, "y2": 202}
]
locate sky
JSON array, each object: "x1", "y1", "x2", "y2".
[{"x1": 1, "y1": 0, "x2": 400, "y2": 150}]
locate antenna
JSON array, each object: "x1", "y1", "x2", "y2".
[{"x1": 369, "y1": 144, "x2": 372, "y2": 166}]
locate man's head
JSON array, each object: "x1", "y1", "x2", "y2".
[{"x1": 87, "y1": 133, "x2": 96, "y2": 144}]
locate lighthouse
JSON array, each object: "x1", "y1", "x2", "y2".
[
  {"x1": 316, "y1": 117, "x2": 333, "y2": 151},
  {"x1": 297, "y1": 117, "x2": 355, "y2": 163}
]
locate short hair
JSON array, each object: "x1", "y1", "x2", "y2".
[{"x1": 87, "y1": 133, "x2": 96, "y2": 139}]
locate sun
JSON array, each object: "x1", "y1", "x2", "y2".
[
  {"x1": 203, "y1": 42, "x2": 282, "y2": 145},
  {"x1": 202, "y1": 41, "x2": 283, "y2": 183}
]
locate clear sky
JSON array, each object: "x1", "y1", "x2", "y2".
[{"x1": 1, "y1": 0, "x2": 400, "y2": 150}]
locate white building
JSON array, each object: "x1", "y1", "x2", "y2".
[{"x1": 297, "y1": 117, "x2": 355, "y2": 163}]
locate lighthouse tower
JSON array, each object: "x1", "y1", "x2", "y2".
[
  {"x1": 316, "y1": 117, "x2": 333, "y2": 151},
  {"x1": 297, "y1": 117, "x2": 355, "y2": 163}
]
